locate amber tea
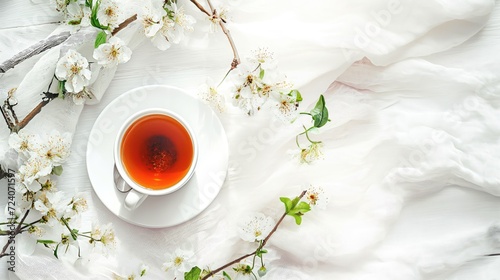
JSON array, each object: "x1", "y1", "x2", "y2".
[{"x1": 120, "y1": 114, "x2": 194, "y2": 190}]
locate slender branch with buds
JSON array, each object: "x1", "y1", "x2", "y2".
[
  {"x1": 206, "y1": 0, "x2": 240, "y2": 70},
  {"x1": 201, "y1": 190, "x2": 307, "y2": 280}
]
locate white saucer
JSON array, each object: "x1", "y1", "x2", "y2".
[{"x1": 86, "y1": 85, "x2": 228, "y2": 228}]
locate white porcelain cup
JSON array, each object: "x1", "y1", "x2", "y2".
[{"x1": 114, "y1": 108, "x2": 198, "y2": 210}]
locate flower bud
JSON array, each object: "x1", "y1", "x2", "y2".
[{"x1": 258, "y1": 266, "x2": 267, "y2": 277}]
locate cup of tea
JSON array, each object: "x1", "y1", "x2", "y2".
[{"x1": 114, "y1": 108, "x2": 198, "y2": 210}]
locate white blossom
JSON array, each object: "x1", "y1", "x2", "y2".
[
  {"x1": 271, "y1": 91, "x2": 300, "y2": 123},
  {"x1": 299, "y1": 142, "x2": 323, "y2": 164},
  {"x1": 162, "y1": 248, "x2": 194, "y2": 278},
  {"x1": 8, "y1": 131, "x2": 41, "y2": 158},
  {"x1": 34, "y1": 191, "x2": 66, "y2": 222},
  {"x1": 66, "y1": 193, "x2": 88, "y2": 217},
  {"x1": 248, "y1": 48, "x2": 277, "y2": 72},
  {"x1": 150, "y1": 19, "x2": 175, "y2": 51},
  {"x1": 238, "y1": 212, "x2": 274, "y2": 242},
  {"x1": 231, "y1": 51, "x2": 293, "y2": 116},
  {"x1": 90, "y1": 223, "x2": 117, "y2": 254},
  {"x1": 65, "y1": 2, "x2": 91, "y2": 26},
  {"x1": 150, "y1": 3, "x2": 195, "y2": 50},
  {"x1": 96, "y1": 0, "x2": 123, "y2": 30},
  {"x1": 71, "y1": 87, "x2": 94, "y2": 105},
  {"x1": 37, "y1": 130, "x2": 72, "y2": 166},
  {"x1": 207, "y1": 5, "x2": 228, "y2": 33},
  {"x1": 93, "y1": 36, "x2": 132, "y2": 68},
  {"x1": 55, "y1": 49, "x2": 92, "y2": 93},
  {"x1": 305, "y1": 186, "x2": 329, "y2": 209},
  {"x1": 18, "y1": 155, "x2": 52, "y2": 189},
  {"x1": 58, "y1": 232, "x2": 81, "y2": 259},
  {"x1": 140, "y1": 1, "x2": 166, "y2": 37},
  {"x1": 168, "y1": 3, "x2": 196, "y2": 37},
  {"x1": 231, "y1": 65, "x2": 267, "y2": 115},
  {"x1": 199, "y1": 79, "x2": 225, "y2": 113}
]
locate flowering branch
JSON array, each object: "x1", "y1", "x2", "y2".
[
  {"x1": 184, "y1": 190, "x2": 311, "y2": 280},
  {"x1": 206, "y1": 0, "x2": 240, "y2": 70},
  {"x1": 189, "y1": 0, "x2": 240, "y2": 71}
]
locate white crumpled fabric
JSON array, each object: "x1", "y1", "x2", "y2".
[{"x1": 1, "y1": 0, "x2": 500, "y2": 279}]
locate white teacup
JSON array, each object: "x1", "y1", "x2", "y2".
[{"x1": 114, "y1": 108, "x2": 198, "y2": 210}]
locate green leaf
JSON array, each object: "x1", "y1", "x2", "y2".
[
  {"x1": 85, "y1": 0, "x2": 92, "y2": 7},
  {"x1": 310, "y1": 95, "x2": 329, "y2": 128},
  {"x1": 52, "y1": 165, "x2": 63, "y2": 176},
  {"x1": 289, "y1": 89, "x2": 302, "y2": 102},
  {"x1": 280, "y1": 197, "x2": 292, "y2": 213},
  {"x1": 287, "y1": 201, "x2": 311, "y2": 225},
  {"x1": 291, "y1": 196, "x2": 300, "y2": 209},
  {"x1": 294, "y1": 201, "x2": 311, "y2": 212},
  {"x1": 223, "y1": 271, "x2": 232, "y2": 280},
  {"x1": 94, "y1": 30, "x2": 107, "y2": 48},
  {"x1": 184, "y1": 266, "x2": 201, "y2": 280},
  {"x1": 37, "y1": 239, "x2": 57, "y2": 245},
  {"x1": 292, "y1": 214, "x2": 302, "y2": 225},
  {"x1": 288, "y1": 202, "x2": 311, "y2": 216},
  {"x1": 256, "y1": 248, "x2": 268, "y2": 258},
  {"x1": 54, "y1": 243, "x2": 60, "y2": 259},
  {"x1": 259, "y1": 68, "x2": 265, "y2": 80}
]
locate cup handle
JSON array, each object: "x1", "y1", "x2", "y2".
[{"x1": 124, "y1": 189, "x2": 147, "y2": 210}]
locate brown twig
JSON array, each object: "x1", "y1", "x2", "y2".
[
  {"x1": 189, "y1": 0, "x2": 211, "y2": 17},
  {"x1": 0, "y1": 210, "x2": 30, "y2": 259},
  {"x1": 111, "y1": 14, "x2": 137, "y2": 36},
  {"x1": 201, "y1": 190, "x2": 307, "y2": 279},
  {"x1": 7, "y1": 92, "x2": 58, "y2": 133},
  {"x1": 0, "y1": 32, "x2": 71, "y2": 74},
  {"x1": 189, "y1": 0, "x2": 240, "y2": 71},
  {"x1": 206, "y1": 0, "x2": 240, "y2": 70}
]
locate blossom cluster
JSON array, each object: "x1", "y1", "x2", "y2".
[
  {"x1": 231, "y1": 49, "x2": 302, "y2": 122},
  {"x1": 49, "y1": 0, "x2": 204, "y2": 105},
  {"x1": 140, "y1": 0, "x2": 196, "y2": 51},
  {"x1": 9, "y1": 130, "x2": 71, "y2": 195},
  {"x1": 4, "y1": 130, "x2": 115, "y2": 258},
  {"x1": 199, "y1": 48, "x2": 303, "y2": 124}
]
